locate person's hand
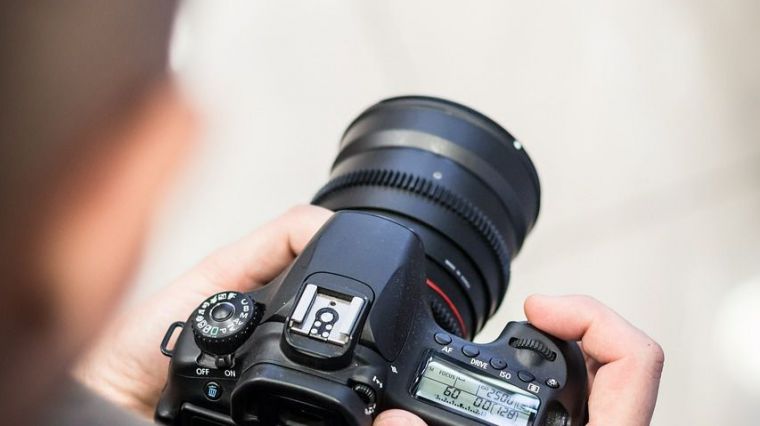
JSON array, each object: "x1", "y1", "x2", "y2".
[
  {"x1": 75, "y1": 203, "x2": 429, "y2": 426},
  {"x1": 372, "y1": 410, "x2": 426, "y2": 425},
  {"x1": 375, "y1": 296, "x2": 665, "y2": 426},
  {"x1": 525, "y1": 295, "x2": 664, "y2": 426},
  {"x1": 370, "y1": 295, "x2": 665, "y2": 426},
  {"x1": 75, "y1": 205, "x2": 333, "y2": 417}
]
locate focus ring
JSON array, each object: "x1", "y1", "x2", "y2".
[
  {"x1": 430, "y1": 297, "x2": 463, "y2": 337},
  {"x1": 312, "y1": 168, "x2": 511, "y2": 286}
]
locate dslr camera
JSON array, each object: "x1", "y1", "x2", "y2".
[{"x1": 156, "y1": 97, "x2": 587, "y2": 425}]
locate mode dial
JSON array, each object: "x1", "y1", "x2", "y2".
[{"x1": 191, "y1": 291, "x2": 261, "y2": 355}]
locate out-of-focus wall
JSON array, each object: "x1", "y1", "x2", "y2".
[{"x1": 131, "y1": 2, "x2": 760, "y2": 424}]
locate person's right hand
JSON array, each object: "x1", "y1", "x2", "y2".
[
  {"x1": 525, "y1": 295, "x2": 665, "y2": 426},
  {"x1": 373, "y1": 295, "x2": 664, "y2": 426}
]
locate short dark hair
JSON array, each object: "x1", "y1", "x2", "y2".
[{"x1": 0, "y1": 1, "x2": 177, "y2": 421}]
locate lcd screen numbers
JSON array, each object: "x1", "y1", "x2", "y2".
[{"x1": 413, "y1": 356, "x2": 539, "y2": 425}]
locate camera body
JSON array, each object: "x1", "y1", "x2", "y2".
[{"x1": 156, "y1": 212, "x2": 587, "y2": 426}]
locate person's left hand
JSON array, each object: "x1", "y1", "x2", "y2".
[
  {"x1": 76, "y1": 205, "x2": 333, "y2": 417},
  {"x1": 76, "y1": 204, "x2": 427, "y2": 425}
]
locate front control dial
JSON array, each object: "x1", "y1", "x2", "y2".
[{"x1": 191, "y1": 291, "x2": 261, "y2": 355}]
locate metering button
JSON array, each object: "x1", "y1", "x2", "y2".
[{"x1": 518, "y1": 370, "x2": 536, "y2": 383}]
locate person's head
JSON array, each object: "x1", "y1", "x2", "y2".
[{"x1": 0, "y1": 0, "x2": 192, "y2": 419}]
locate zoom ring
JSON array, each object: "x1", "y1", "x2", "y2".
[{"x1": 312, "y1": 168, "x2": 511, "y2": 286}]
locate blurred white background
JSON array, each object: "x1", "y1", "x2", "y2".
[{"x1": 131, "y1": 1, "x2": 760, "y2": 424}]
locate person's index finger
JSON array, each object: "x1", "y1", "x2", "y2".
[
  {"x1": 523, "y1": 295, "x2": 660, "y2": 365},
  {"x1": 524, "y1": 295, "x2": 664, "y2": 425}
]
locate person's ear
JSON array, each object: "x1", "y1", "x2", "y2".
[{"x1": 43, "y1": 81, "x2": 198, "y2": 350}]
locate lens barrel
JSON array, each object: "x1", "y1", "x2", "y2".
[{"x1": 313, "y1": 96, "x2": 540, "y2": 338}]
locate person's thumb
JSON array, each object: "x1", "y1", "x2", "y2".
[{"x1": 373, "y1": 409, "x2": 427, "y2": 426}]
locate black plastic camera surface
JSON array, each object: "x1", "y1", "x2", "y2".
[{"x1": 156, "y1": 212, "x2": 587, "y2": 426}]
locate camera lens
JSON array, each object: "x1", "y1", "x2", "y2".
[{"x1": 312, "y1": 96, "x2": 540, "y2": 338}]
